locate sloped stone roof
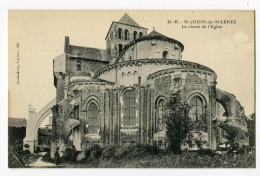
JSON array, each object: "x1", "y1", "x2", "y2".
[
  {"x1": 68, "y1": 45, "x2": 109, "y2": 62},
  {"x1": 8, "y1": 118, "x2": 26, "y2": 127},
  {"x1": 118, "y1": 13, "x2": 140, "y2": 27},
  {"x1": 145, "y1": 30, "x2": 168, "y2": 38}
]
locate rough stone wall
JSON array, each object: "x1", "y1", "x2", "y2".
[
  {"x1": 154, "y1": 75, "x2": 172, "y2": 98},
  {"x1": 216, "y1": 89, "x2": 246, "y2": 123},
  {"x1": 66, "y1": 57, "x2": 108, "y2": 77},
  {"x1": 55, "y1": 73, "x2": 66, "y2": 103},
  {"x1": 216, "y1": 88, "x2": 248, "y2": 146},
  {"x1": 106, "y1": 22, "x2": 147, "y2": 59},
  {"x1": 183, "y1": 74, "x2": 209, "y2": 97},
  {"x1": 121, "y1": 40, "x2": 180, "y2": 61}
]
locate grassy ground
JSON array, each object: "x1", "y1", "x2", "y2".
[
  {"x1": 10, "y1": 143, "x2": 255, "y2": 168},
  {"x1": 59, "y1": 153, "x2": 255, "y2": 168}
]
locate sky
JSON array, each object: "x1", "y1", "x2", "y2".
[{"x1": 8, "y1": 10, "x2": 254, "y2": 121}]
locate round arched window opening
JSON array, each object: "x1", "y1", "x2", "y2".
[
  {"x1": 122, "y1": 89, "x2": 137, "y2": 126},
  {"x1": 156, "y1": 98, "x2": 167, "y2": 132},
  {"x1": 87, "y1": 102, "x2": 99, "y2": 134},
  {"x1": 118, "y1": 44, "x2": 123, "y2": 53},
  {"x1": 188, "y1": 95, "x2": 205, "y2": 122},
  {"x1": 133, "y1": 31, "x2": 137, "y2": 40},
  {"x1": 162, "y1": 51, "x2": 169, "y2": 59},
  {"x1": 139, "y1": 32, "x2": 143, "y2": 38},
  {"x1": 124, "y1": 29, "x2": 129, "y2": 40},
  {"x1": 118, "y1": 28, "x2": 123, "y2": 39}
]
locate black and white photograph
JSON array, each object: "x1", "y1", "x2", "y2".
[{"x1": 7, "y1": 10, "x2": 255, "y2": 169}]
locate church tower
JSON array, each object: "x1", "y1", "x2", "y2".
[{"x1": 105, "y1": 13, "x2": 148, "y2": 64}]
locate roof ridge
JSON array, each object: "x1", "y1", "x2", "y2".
[
  {"x1": 147, "y1": 30, "x2": 168, "y2": 38},
  {"x1": 118, "y1": 13, "x2": 140, "y2": 27}
]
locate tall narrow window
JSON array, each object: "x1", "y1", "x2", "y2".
[
  {"x1": 74, "y1": 105, "x2": 79, "y2": 120},
  {"x1": 124, "y1": 29, "x2": 129, "y2": 40},
  {"x1": 110, "y1": 32, "x2": 113, "y2": 39},
  {"x1": 88, "y1": 102, "x2": 99, "y2": 134},
  {"x1": 123, "y1": 90, "x2": 136, "y2": 126},
  {"x1": 77, "y1": 60, "x2": 81, "y2": 71},
  {"x1": 118, "y1": 28, "x2": 123, "y2": 39},
  {"x1": 133, "y1": 31, "x2": 137, "y2": 40},
  {"x1": 189, "y1": 96, "x2": 204, "y2": 122},
  {"x1": 157, "y1": 99, "x2": 166, "y2": 131},
  {"x1": 162, "y1": 51, "x2": 169, "y2": 59},
  {"x1": 139, "y1": 32, "x2": 143, "y2": 38},
  {"x1": 118, "y1": 44, "x2": 123, "y2": 53}
]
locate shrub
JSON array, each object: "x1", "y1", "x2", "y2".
[
  {"x1": 84, "y1": 144, "x2": 103, "y2": 160},
  {"x1": 197, "y1": 149, "x2": 215, "y2": 157},
  {"x1": 35, "y1": 146, "x2": 41, "y2": 153},
  {"x1": 115, "y1": 146, "x2": 128, "y2": 159},
  {"x1": 17, "y1": 149, "x2": 31, "y2": 156},
  {"x1": 101, "y1": 146, "x2": 117, "y2": 160},
  {"x1": 126, "y1": 143, "x2": 159, "y2": 159},
  {"x1": 62, "y1": 147, "x2": 72, "y2": 161},
  {"x1": 24, "y1": 144, "x2": 30, "y2": 149},
  {"x1": 99, "y1": 143, "x2": 160, "y2": 160}
]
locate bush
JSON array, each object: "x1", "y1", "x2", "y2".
[
  {"x1": 115, "y1": 146, "x2": 128, "y2": 159},
  {"x1": 101, "y1": 146, "x2": 117, "y2": 160},
  {"x1": 24, "y1": 144, "x2": 30, "y2": 149},
  {"x1": 84, "y1": 144, "x2": 103, "y2": 160},
  {"x1": 197, "y1": 149, "x2": 215, "y2": 157},
  {"x1": 62, "y1": 147, "x2": 73, "y2": 161},
  {"x1": 35, "y1": 146, "x2": 41, "y2": 153},
  {"x1": 17, "y1": 149, "x2": 31, "y2": 156}
]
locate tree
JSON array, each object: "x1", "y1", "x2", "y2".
[
  {"x1": 165, "y1": 93, "x2": 192, "y2": 154},
  {"x1": 190, "y1": 113, "x2": 208, "y2": 149},
  {"x1": 247, "y1": 113, "x2": 255, "y2": 148}
]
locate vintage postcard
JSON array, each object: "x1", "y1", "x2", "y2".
[{"x1": 8, "y1": 10, "x2": 255, "y2": 168}]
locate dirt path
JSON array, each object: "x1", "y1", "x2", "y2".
[{"x1": 29, "y1": 152, "x2": 63, "y2": 168}]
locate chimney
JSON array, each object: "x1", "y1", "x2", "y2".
[{"x1": 64, "y1": 36, "x2": 70, "y2": 53}]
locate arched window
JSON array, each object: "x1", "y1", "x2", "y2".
[
  {"x1": 118, "y1": 28, "x2": 123, "y2": 39},
  {"x1": 162, "y1": 51, "x2": 169, "y2": 59},
  {"x1": 156, "y1": 99, "x2": 167, "y2": 132},
  {"x1": 87, "y1": 102, "x2": 99, "y2": 134},
  {"x1": 189, "y1": 96, "x2": 204, "y2": 122},
  {"x1": 123, "y1": 89, "x2": 136, "y2": 126},
  {"x1": 77, "y1": 60, "x2": 82, "y2": 71},
  {"x1": 124, "y1": 29, "x2": 129, "y2": 40},
  {"x1": 110, "y1": 32, "x2": 113, "y2": 39},
  {"x1": 139, "y1": 32, "x2": 143, "y2": 38},
  {"x1": 129, "y1": 56, "x2": 132, "y2": 60},
  {"x1": 118, "y1": 44, "x2": 123, "y2": 53},
  {"x1": 133, "y1": 31, "x2": 137, "y2": 40}
]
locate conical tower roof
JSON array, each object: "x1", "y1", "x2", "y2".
[
  {"x1": 145, "y1": 30, "x2": 168, "y2": 38},
  {"x1": 118, "y1": 13, "x2": 140, "y2": 27}
]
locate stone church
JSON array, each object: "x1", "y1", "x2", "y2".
[{"x1": 51, "y1": 13, "x2": 248, "y2": 155}]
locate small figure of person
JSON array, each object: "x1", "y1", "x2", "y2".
[
  {"x1": 71, "y1": 145, "x2": 77, "y2": 164},
  {"x1": 55, "y1": 147, "x2": 60, "y2": 165}
]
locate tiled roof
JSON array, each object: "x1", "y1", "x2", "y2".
[
  {"x1": 68, "y1": 45, "x2": 109, "y2": 62},
  {"x1": 8, "y1": 118, "x2": 26, "y2": 127},
  {"x1": 145, "y1": 30, "x2": 169, "y2": 38},
  {"x1": 118, "y1": 13, "x2": 140, "y2": 27}
]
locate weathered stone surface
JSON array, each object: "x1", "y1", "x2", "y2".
[{"x1": 49, "y1": 14, "x2": 248, "y2": 154}]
